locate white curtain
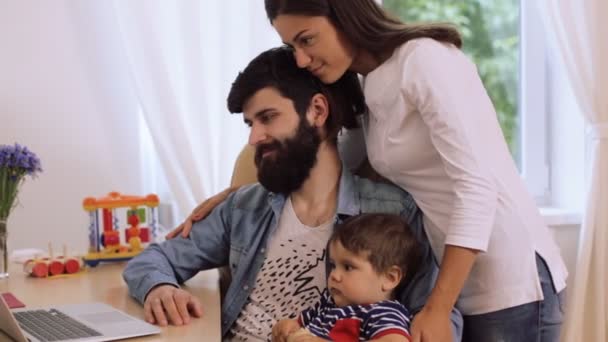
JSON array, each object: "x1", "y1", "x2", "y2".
[
  {"x1": 110, "y1": 1, "x2": 279, "y2": 222},
  {"x1": 538, "y1": 1, "x2": 608, "y2": 340}
]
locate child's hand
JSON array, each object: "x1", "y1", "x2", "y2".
[
  {"x1": 272, "y1": 318, "x2": 301, "y2": 342},
  {"x1": 289, "y1": 334, "x2": 328, "y2": 342}
]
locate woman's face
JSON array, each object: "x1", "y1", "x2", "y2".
[{"x1": 272, "y1": 14, "x2": 356, "y2": 84}]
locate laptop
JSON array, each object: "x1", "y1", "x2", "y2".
[{"x1": 0, "y1": 296, "x2": 160, "y2": 342}]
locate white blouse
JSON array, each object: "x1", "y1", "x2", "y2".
[{"x1": 359, "y1": 38, "x2": 567, "y2": 315}]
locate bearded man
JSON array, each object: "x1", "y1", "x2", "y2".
[{"x1": 123, "y1": 47, "x2": 462, "y2": 341}]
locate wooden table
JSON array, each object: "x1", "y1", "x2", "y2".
[{"x1": 0, "y1": 262, "x2": 221, "y2": 341}]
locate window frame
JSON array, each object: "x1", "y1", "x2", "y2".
[{"x1": 520, "y1": 0, "x2": 550, "y2": 204}]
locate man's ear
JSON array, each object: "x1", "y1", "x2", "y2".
[
  {"x1": 306, "y1": 93, "x2": 330, "y2": 128},
  {"x1": 381, "y1": 266, "x2": 403, "y2": 293}
]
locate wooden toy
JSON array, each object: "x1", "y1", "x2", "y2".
[
  {"x1": 47, "y1": 244, "x2": 64, "y2": 276},
  {"x1": 24, "y1": 259, "x2": 48, "y2": 278},
  {"x1": 24, "y1": 244, "x2": 84, "y2": 278},
  {"x1": 82, "y1": 192, "x2": 159, "y2": 267}
]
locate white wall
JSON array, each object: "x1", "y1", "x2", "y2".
[{"x1": 0, "y1": 1, "x2": 143, "y2": 254}]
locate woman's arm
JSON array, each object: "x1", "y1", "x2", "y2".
[
  {"x1": 410, "y1": 245, "x2": 478, "y2": 342},
  {"x1": 166, "y1": 144, "x2": 257, "y2": 239},
  {"x1": 427, "y1": 246, "x2": 479, "y2": 314},
  {"x1": 165, "y1": 185, "x2": 241, "y2": 239},
  {"x1": 404, "y1": 39, "x2": 499, "y2": 254},
  {"x1": 400, "y1": 40, "x2": 502, "y2": 341}
]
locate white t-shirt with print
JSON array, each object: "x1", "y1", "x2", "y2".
[{"x1": 229, "y1": 197, "x2": 333, "y2": 341}]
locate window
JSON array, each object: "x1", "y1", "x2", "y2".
[{"x1": 381, "y1": 0, "x2": 549, "y2": 202}]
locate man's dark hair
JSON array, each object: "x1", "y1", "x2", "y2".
[
  {"x1": 330, "y1": 213, "x2": 423, "y2": 294},
  {"x1": 227, "y1": 47, "x2": 365, "y2": 143}
]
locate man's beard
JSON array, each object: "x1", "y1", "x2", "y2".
[{"x1": 254, "y1": 119, "x2": 321, "y2": 195}]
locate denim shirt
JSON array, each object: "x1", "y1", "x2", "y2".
[{"x1": 123, "y1": 167, "x2": 463, "y2": 340}]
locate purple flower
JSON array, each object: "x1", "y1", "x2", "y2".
[
  {"x1": 1, "y1": 143, "x2": 42, "y2": 219},
  {"x1": 0, "y1": 143, "x2": 43, "y2": 175}
]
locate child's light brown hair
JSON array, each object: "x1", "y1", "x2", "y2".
[{"x1": 330, "y1": 213, "x2": 422, "y2": 289}]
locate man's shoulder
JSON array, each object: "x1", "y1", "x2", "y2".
[
  {"x1": 229, "y1": 183, "x2": 270, "y2": 211},
  {"x1": 353, "y1": 176, "x2": 415, "y2": 215}
]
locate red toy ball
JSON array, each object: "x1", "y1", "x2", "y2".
[
  {"x1": 24, "y1": 260, "x2": 49, "y2": 278},
  {"x1": 48, "y1": 260, "x2": 65, "y2": 276},
  {"x1": 65, "y1": 258, "x2": 81, "y2": 274}
]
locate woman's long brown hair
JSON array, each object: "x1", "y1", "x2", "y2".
[{"x1": 265, "y1": 0, "x2": 462, "y2": 60}]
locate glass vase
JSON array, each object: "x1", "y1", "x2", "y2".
[{"x1": 0, "y1": 219, "x2": 8, "y2": 278}]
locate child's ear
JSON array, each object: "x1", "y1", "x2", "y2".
[{"x1": 381, "y1": 266, "x2": 403, "y2": 292}]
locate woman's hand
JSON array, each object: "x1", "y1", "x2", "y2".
[
  {"x1": 165, "y1": 186, "x2": 237, "y2": 239},
  {"x1": 411, "y1": 245, "x2": 480, "y2": 342},
  {"x1": 410, "y1": 306, "x2": 452, "y2": 342}
]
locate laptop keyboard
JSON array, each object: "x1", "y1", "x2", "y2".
[{"x1": 14, "y1": 309, "x2": 102, "y2": 341}]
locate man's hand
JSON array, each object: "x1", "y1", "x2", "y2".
[
  {"x1": 165, "y1": 187, "x2": 237, "y2": 239},
  {"x1": 410, "y1": 306, "x2": 452, "y2": 342},
  {"x1": 143, "y1": 285, "x2": 203, "y2": 326},
  {"x1": 272, "y1": 319, "x2": 301, "y2": 342}
]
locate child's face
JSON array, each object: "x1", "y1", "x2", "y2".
[{"x1": 327, "y1": 240, "x2": 395, "y2": 307}]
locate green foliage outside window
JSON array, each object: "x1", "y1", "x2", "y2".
[{"x1": 383, "y1": 0, "x2": 519, "y2": 156}]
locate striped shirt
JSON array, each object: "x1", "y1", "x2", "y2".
[{"x1": 299, "y1": 290, "x2": 411, "y2": 340}]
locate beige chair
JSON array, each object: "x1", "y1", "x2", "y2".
[{"x1": 229, "y1": 144, "x2": 257, "y2": 188}]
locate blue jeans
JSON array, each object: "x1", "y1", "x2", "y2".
[{"x1": 462, "y1": 254, "x2": 566, "y2": 342}]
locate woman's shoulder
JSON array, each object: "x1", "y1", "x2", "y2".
[
  {"x1": 369, "y1": 38, "x2": 460, "y2": 82},
  {"x1": 394, "y1": 38, "x2": 461, "y2": 65},
  {"x1": 365, "y1": 39, "x2": 465, "y2": 98},
  {"x1": 386, "y1": 38, "x2": 473, "y2": 91}
]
